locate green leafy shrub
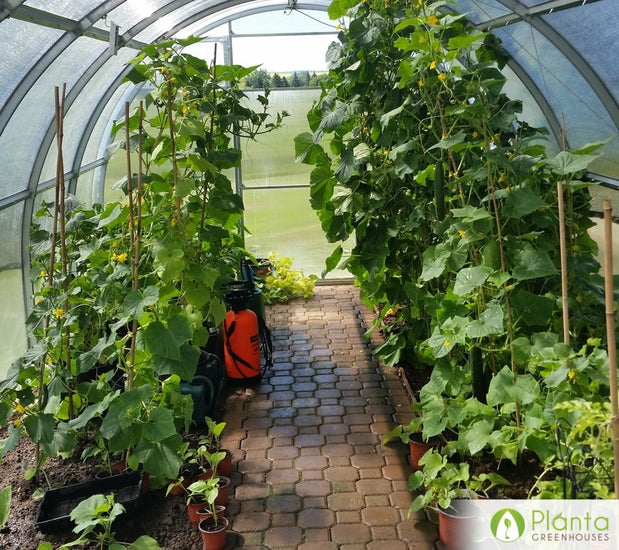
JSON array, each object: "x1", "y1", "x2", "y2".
[
  {"x1": 0, "y1": 36, "x2": 284, "y2": 485},
  {"x1": 259, "y1": 253, "x2": 317, "y2": 304},
  {"x1": 299, "y1": 0, "x2": 613, "y2": 505}
]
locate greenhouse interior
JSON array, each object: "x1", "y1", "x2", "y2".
[{"x1": 0, "y1": 0, "x2": 618, "y2": 548}]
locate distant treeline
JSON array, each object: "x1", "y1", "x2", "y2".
[{"x1": 244, "y1": 70, "x2": 329, "y2": 89}]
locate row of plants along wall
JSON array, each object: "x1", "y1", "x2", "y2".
[
  {"x1": 0, "y1": 36, "x2": 291, "y2": 495},
  {"x1": 296, "y1": 0, "x2": 617, "y2": 512}
]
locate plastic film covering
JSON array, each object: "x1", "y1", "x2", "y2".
[{"x1": 23, "y1": 0, "x2": 106, "y2": 19}]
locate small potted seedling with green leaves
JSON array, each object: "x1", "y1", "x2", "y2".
[
  {"x1": 199, "y1": 417, "x2": 232, "y2": 477},
  {"x1": 382, "y1": 416, "x2": 443, "y2": 471},
  {"x1": 194, "y1": 477, "x2": 229, "y2": 550}
]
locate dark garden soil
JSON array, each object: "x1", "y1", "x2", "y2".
[{"x1": 0, "y1": 426, "x2": 206, "y2": 550}]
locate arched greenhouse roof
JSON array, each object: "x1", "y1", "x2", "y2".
[{"x1": 0, "y1": 0, "x2": 618, "y2": 369}]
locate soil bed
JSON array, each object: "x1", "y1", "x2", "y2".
[{"x1": 0, "y1": 426, "x2": 208, "y2": 550}]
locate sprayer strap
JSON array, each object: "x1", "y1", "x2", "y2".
[
  {"x1": 257, "y1": 315, "x2": 273, "y2": 372},
  {"x1": 224, "y1": 319, "x2": 260, "y2": 379}
]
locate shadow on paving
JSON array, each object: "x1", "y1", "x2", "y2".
[{"x1": 220, "y1": 284, "x2": 439, "y2": 550}]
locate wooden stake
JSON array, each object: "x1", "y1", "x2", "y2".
[
  {"x1": 558, "y1": 114, "x2": 570, "y2": 345},
  {"x1": 602, "y1": 199, "x2": 619, "y2": 497},
  {"x1": 124, "y1": 102, "x2": 136, "y2": 391},
  {"x1": 557, "y1": 178, "x2": 570, "y2": 345}
]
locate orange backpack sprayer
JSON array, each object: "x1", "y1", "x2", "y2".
[{"x1": 223, "y1": 281, "x2": 271, "y2": 384}]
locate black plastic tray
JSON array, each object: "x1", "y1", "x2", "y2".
[{"x1": 36, "y1": 470, "x2": 142, "y2": 533}]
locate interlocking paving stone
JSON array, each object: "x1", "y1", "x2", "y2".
[{"x1": 224, "y1": 285, "x2": 437, "y2": 549}]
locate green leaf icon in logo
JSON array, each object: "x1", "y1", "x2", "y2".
[{"x1": 491, "y1": 509, "x2": 525, "y2": 542}]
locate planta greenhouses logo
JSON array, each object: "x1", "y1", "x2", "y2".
[{"x1": 491, "y1": 509, "x2": 526, "y2": 542}]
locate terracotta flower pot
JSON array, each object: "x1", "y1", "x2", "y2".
[
  {"x1": 217, "y1": 449, "x2": 233, "y2": 478},
  {"x1": 188, "y1": 501, "x2": 208, "y2": 524},
  {"x1": 438, "y1": 502, "x2": 475, "y2": 550},
  {"x1": 167, "y1": 477, "x2": 189, "y2": 495},
  {"x1": 199, "y1": 516, "x2": 229, "y2": 550},
  {"x1": 197, "y1": 450, "x2": 233, "y2": 479},
  {"x1": 187, "y1": 476, "x2": 230, "y2": 524},
  {"x1": 408, "y1": 433, "x2": 441, "y2": 471},
  {"x1": 197, "y1": 504, "x2": 226, "y2": 523},
  {"x1": 215, "y1": 476, "x2": 230, "y2": 506}
]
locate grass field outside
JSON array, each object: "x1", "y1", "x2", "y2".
[{"x1": 103, "y1": 88, "x2": 351, "y2": 277}]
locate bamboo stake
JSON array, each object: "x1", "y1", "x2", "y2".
[
  {"x1": 55, "y1": 84, "x2": 74, "y2": 420},
  {"x1": 557, "y1": 115, "x2": 570, "y2": 345},
  {"x1": 557, "y1": 177, "x2": 570, "y2": 345},
  {"x1": 124, "y1": 102, "x2": 137, "y2": 391},
  {"x1": 602, "y1": 200, "x2": 619, "y2": 497},
  {"x1": 200, "y1": 44, "x2": 218, "y2": 233},
  {"x1": 166, "y1": 76, "x2": 183, "y2": 227}
]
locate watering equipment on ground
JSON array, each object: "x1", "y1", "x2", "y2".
[
  {"x1": 180, "y1": 350, "x2": 225, "y2": 426},
  {"x1": 223, "y1": 279, "x2": 272, "y2": 384}
]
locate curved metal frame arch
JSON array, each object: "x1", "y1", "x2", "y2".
[
  {"x1": 17, "y1": 0, "x2": 334, "y2": 321},
  {"x1": 10, "y1": 0, "x2": 619, "y2": 326},
  {"x1": 492, "y1": 0, "x2": 618, "y2": 131}
]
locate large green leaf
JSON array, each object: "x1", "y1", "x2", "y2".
[
  {"x1": 0, "y1": 486, "x2": 10, "y2": 528},
  {"x1": 152, "y1": 342, "x2": 200, "y2": 380},
  {"x1": 167, "y1": 315, "x2": 192, "y2": 346},
  {"x1": 547, "y1": 150, "x2": 599, "y2": 175},
  {"x1": 320, "y1": 102, "x2": 349, "y2": 132},
  {"x1": 420, "y1": 246, "x2": 449, "y2": 281},
  {"x1": 487, "y1": 367, "x2": 540, "y2": 406},
  {"x1": 123, "y1": 286, "x2": 159, "y2": 319},
  {"x1": 448, "y1": 32, "x2": 486, "y2": 50},
  {"x1": 41, "y1": 421, "x2": 77, "y2": 459},
  {"x1": 466, "y1": 305, "x2": 504, "y2": 338},
  {"x1": 512, "y1": 245, "x2": 558, "y2": 281},
  {"x1": 510, "y1": 289, "x2": 555, "y2": 327},
  {"x1": 132, "y1": 434, "x2": 183, "y2": 479},
  {"x1": 451, "y1": 205, "x2": 493, "y2": 221},
  {"x1": 154, "y1": 247, "x2": 185, "y2": 283},
  {"x1": 69, "y1": 391, "x2": 121, "y2": 430},
  {"x1": 454, "y1": 266, "x2": 493, "y2": 296},
  {"x1": 324, "y1": 245, "x2": 343, "y2": 276},
  {"x1": 460, "y1": 419, "x2": 494, "y2": 455},
  {"x1": 502, "y1": 186, "x2": 546, "y2": 218},
  {"x1": 427, "y1": 318, "x2": 468, "y2": 358},
  {"x1": 24, "y1": 413, "x2": 55, "y2": 444},
  {"x1": 129, "y1": 536, "x2": 162, "y2": 550},
  {"x1": 144, "y1": 321, "x2": 181, "y2": 360},
  {"x1": 143, "y1": 407, "x2": 177, "y2": 442}
]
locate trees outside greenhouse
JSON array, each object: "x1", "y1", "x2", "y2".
[{"x1": 0, "y1": 0, "x2": 618, "y2": 548}]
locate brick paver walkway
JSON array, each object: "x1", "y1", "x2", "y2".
[{"x1": 221, "y1": 284, "x2": 438, "y2": 549}]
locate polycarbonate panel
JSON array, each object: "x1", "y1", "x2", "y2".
[
  {"x1": 39, "y1": 46, "x2": 136, "y2": 185},
  {"x1": 231, "y1": 9, "x2": 336, "y2": 33},
  {"x1": 0, "y1": 20, "x2": 61, "y2": 119},
  {"x1": 501, "y1": 65, "x2": 557, "y2": 147},
  {"x1": 23, "y1": 0, "x2": 105, "y2": 19},
  {"x1": 544, "y1": 5, "x2": 619, "y2": 104},
  {"x1": 232, "y1": 34, "x2": 334, "y2": 72},
  {"x1": 0, "y1": 203, "x2": 23, "y2": 270},
  {"x1": 173, "y1": 0, "x2": 316, "y2": 39},
  {"x1": 105, "y1": 0, "x2": 171, "y2": 33},
  {"x1": 0, "y1": 97, "x2": 50, "y2": 199},
  {"x1": 242, "y1": 89, "x2": 322, "y2": 188},
  {"x1": 132, "y1": 1, "x2": 216, "y2": 43},
  {"x1": 78, "y1": 82, "x2": 135, "y2": 205},
  {"x1": 243, "y1": 187, "x2": 351, "y2": 278},
  {"x1": 494, "y1": 23, "x2": 618, "y2": 173},
  {"x1": 450, "y1": 0, "x2": 512, "y2": 25},
  {"x1": 37, "y1": 38, "x2": 114, "y2": 182},
  {"x1": 0, "y1": 268, "x2": 27, "y2": 378}
]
